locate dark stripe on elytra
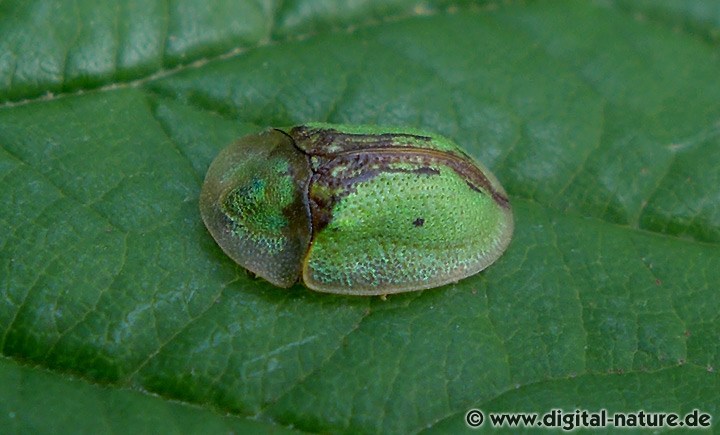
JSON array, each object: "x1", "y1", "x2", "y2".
[
  {"x1": 336, "y1": 166, "x2": 440, "y2": 191},
  {"x1": 313, "y1": 152, "x2": 439, "y2": 190},
  {"x1": 309, "y1": 150, "x2": 509, "y2": 231},
  {"x1": 285, "y1": 128, "x2": 510, "y2": 233},
  {"x1": 309, "y1": 158, "x2": 441, "y2": 232},
  {"x1": 290, "y1": 126, "x2": 432, "y2": 156},
  {"x1": 438, "y1": 154, "x2": 509, "y2": 209},
  {"x1": 458, "y1": 166, "x2": 510, "y2": 208},
  {"x1": 290, "y1": 128, "x2": 509, "y2": 209}
]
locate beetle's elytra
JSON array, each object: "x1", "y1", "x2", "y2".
[{"x1": 200, "y1": 123, "x2": 513, "y2": 295}]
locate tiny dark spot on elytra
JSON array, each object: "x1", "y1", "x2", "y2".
[{"x1": 413, "y1": 218, "x2": 425, "y2": 227}]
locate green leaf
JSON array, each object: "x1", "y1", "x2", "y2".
[
  {"x1": 1, "y1": 0, "x2": 719, "y2": 433},
  {"x1": 0, "y1": 356, "x2": 298, "y2": 434}
]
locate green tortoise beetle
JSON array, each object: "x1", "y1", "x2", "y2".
[{"x1": 200, "y1": 123, "x2": 513, "y2": 296}]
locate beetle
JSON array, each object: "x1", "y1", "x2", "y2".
[{"x1": 200, "y1": 123, "x2": 513, "y2": 295}]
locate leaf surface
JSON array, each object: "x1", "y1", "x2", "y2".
[{"x1": 1, "y1": 1, "x2": 719, "y2": 433}]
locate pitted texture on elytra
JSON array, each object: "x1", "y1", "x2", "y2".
[
  {"x1": 202, "y1": 123, "x2": 513, "y2": 294},
  {"x1": 304, "y1": 165, "x2": 510, "y2": 294},
  {"x1": 292, "y1": 123, "x2": 510, "y2": 210},
  {"x1": 308, "y1": 153, "x2": 443, "y2": 232}
]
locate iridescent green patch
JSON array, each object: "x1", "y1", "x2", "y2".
[{"x1": 200, "y1": 123, "x2": 513, "y2": 295}]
